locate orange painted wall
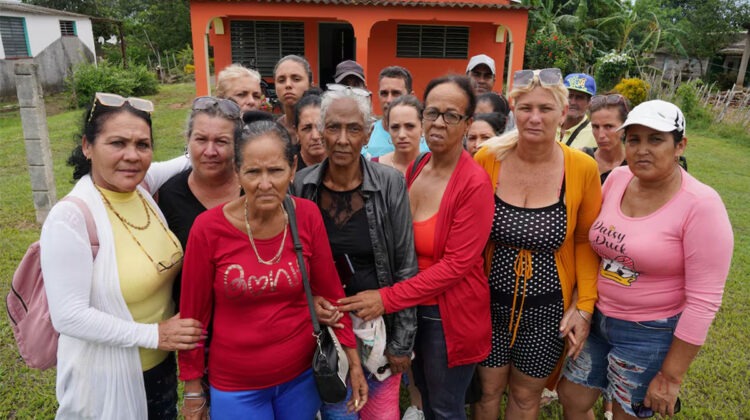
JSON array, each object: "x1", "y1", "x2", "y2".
[
  {"x1": 190, "y1": 1, "x2": 529, "y2": 98},
  {"x1": 367, "y1": 21, "x2": 508, "y2": 115}
]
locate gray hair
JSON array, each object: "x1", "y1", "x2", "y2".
[
  {"x1": 320, "y1": 89, "x2": 373, "y2": 129},
  {"x1": 215, "y1": 63, "x2": 262, "y2": 98}
]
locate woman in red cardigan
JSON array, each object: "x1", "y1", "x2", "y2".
[{"x1": 339, "y1": 75, "x2": 495, "y2": 420}]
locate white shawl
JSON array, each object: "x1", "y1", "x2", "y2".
[{"x1": 40, "y1": 157, "x2": 188, "y2": 419}]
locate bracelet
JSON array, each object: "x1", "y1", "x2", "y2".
[
  {"x1": 576, "y1": 309, "x2": 592, "y2": 322},
  {"x1": 182, "y1": 398, "x2": 207, "y2": 413},
  {"x1": 183, "y1": 391, "x2": 206, "y2": 399}
]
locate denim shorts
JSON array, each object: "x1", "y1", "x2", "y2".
[{"x1": 562, "y1": 310, "x2": 680, "y2": 417}]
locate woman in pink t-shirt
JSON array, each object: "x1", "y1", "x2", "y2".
[{"x1": 558, "y1": 100, "x2": 734, "y2": 419}]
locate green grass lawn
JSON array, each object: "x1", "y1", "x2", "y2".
[{"x1": 1, "y1": 83, "x2": 748, "y2": 419}]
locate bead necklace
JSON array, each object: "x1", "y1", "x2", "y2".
[
  {"x1": 96, "y1": 185, "x2": 151, "y2": 230},
  {"x1": 95, "y1": 185, "x2": 182, "y2": 272},
  {"x1": 244, "y1": 197, "x2": 288, "y2": 265}
]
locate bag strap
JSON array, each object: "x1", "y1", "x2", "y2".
[
  {"x1": 565, "y1": 119, "x2": 590, "y2": 146},
  {"x1": 62, "y1": 196, "x2": 99, "y2": 258},
  {"x1": 407, "y1": 152, "x2": 429, "y2": 185},
  {"x1": 283, "y1": 195, "x2": 321, "y2": 336}
]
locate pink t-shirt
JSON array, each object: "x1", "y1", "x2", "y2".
[{"x1": 590, "y1": 166, "x2": 733, "y2": 345}]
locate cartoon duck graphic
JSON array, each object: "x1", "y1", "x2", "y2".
[{"x1": 600, "y1": 255, "x2": 639, "y2": 286}]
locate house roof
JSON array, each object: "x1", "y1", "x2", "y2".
[
  {"x1": 192, "y1": 0, "x2": 530, "y2": 10},
  {"x1": 0, "y1": 1, "x2": 92, "y2": 19},
  {"x1": 719, "y1": 35, "x2": 748, "y2": 56}
]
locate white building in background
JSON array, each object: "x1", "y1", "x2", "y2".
[{"x1": 0, "y1": 0, "x2": 96, "y2": 96}]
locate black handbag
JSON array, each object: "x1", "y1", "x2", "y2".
[{"x1": 284, "y1": 196, "x2": 349, "y2": 404}]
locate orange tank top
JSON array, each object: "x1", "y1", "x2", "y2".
[{"x1": 413, "y1": 212, "x2": 439, "y2": 306}]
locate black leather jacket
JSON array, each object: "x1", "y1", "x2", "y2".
[{"x1": 292, "y1": 157, "x2": 418, "y2": 356}]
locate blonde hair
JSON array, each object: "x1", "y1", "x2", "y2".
[
  {"x1": 481, "y1": 74, "x2": 569, "y2": 161},
  {"x1": 215, "y1": 64, "x2": 261, "y2": 98}
]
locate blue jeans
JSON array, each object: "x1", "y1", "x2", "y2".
[
  {"x1": 563, "y1": 310, "x2": 680, "y2": 417},
  {"x1": 209, "y1": 368, "x2": 321, "y2": 420},
  {"x1": 412, "y1": 305, "x2": 476, "y2": 420}
]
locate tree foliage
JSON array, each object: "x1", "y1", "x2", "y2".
[{"x1": 23, "y1": 0, "x2": 191, "y2": 67}]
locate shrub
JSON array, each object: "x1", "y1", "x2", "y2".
[
  {"x1": 66, "y1": 61, "x2": 159, "y2": 108},
  {"x1": 524, "y1": 32, "x2": 576, "y2": 75},
  {"x1": 614, "y1": 78, "x2": 650, "y2": 107},
  {"x1": 595, "y1": 51, "x2": 634, "y2": 92},
  {"x1": 675, "y1": 80, "x2": 712, "y2": 129}
]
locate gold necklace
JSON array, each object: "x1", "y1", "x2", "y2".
[
  {"x1": 96, "y1": 185, "x2": 151, "y2": 230},
  {"x1": 244, "y1": 197, "x2": 288, "y2": 265},
  {"x1": 96, "y1": 185, "x2": 182, "y2": 272}
]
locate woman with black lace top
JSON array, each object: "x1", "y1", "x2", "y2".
[{"x1": 293, "y1": 87, "x2": 418, "y2": 420}]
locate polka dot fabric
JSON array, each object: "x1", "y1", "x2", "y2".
[{"x1": 480, "y1": 192, "x2": 568, "y2": 378}]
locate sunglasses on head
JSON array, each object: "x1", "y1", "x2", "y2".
[
  {"x1": 326, "y1": 83, "x2": 372, "y2": 98},
  {"x1": 631, "y1": 397, "x2": 681, "y2": 418},
  {"x1": 192, "y1": 96, "x2": 242, "y2": 119},
  {"x1": 90, "y1": 92, "x2": 154, "y2": 122},
  {"x1": 590, "y1": 94, "x2": 629, "y2": 112},
  {"x1": 513, "y1": 68, "x2": 563, "y2": 89}
]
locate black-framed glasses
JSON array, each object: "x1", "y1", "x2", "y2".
[
  {"x1": 157, "y1": 251, "x2": 184, "y2": 273},
  {"x1": 326, "y1": 83, "x2": 372, "y2": 98},
  {"x1": 631, "y1": 397, "x2": 681, "y2": 418},
  {"x1": 513, "y1": 68, "x2": 563, "y2": 89},
  {"x1": 192, "y1": 96, "x2": 242, "y2": 119},
  {"x1": 90, "y1": 92, "x2": 154, "y2": 122},
  {"x1": 423, "y1": 108, "x2": 469, "y2": 125}
]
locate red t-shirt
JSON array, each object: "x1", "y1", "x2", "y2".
[{"x1": 178, "y1": 197, "x2": 354, "y2": 390}]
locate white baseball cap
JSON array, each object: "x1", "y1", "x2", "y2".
[
  {"x1": 618, "y1": 100, "x2": 686, "y2": 135},
  {"x1": 466, "y1": 54, "x2": 496, "y2": 75}
]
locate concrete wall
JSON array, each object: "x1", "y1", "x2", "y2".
[
  {"x1": 0, "y1": 12, "x2": 95, "y2": 58},
  {"x1": 0, "y1": 36, "x2": 95, "y2": 97}
]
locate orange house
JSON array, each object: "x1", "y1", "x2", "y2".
[{"x1": 190, "y1": 0, "x2": 529, "y2": 113}]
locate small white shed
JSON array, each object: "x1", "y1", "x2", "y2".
[{"x1": 0, "y1": 0, "x2": 96, "y2": 96}]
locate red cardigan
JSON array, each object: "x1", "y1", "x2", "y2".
[{"x1": 379, "y1": 151, "x2": 494, "y2": 367}]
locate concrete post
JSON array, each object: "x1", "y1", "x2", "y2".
[
  {"x1": 15, "y1": 62, "x2": 57, "y2": 224},
  {"x1": 735, "y1": 30, "x2": 750, "y2": 88}
]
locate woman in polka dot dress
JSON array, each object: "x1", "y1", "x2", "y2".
[{"x1": 472, "y1": 68, "x2": 602, "y2": 419}]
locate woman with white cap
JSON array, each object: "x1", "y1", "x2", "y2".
[{"x1": 558, "y1": 100, "x2": 734, "y2": 419}]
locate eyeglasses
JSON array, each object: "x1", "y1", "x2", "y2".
[
  {"x1": 157, "y1": 251, "x2": 184, "y2": 273},
  {"x1": 513, "y1": 68, "x2": 563, "y2": 89},
  {"x1": 192, "y1": 96, "x2": 242, "y2": 119},
  {"x1": 590, "y1": 94, "x2": 630, "y2": 112},
  {"x1": 423, "y1": 108, "x2": 469, "y2": 125},
  {"x1": 631, "y1": 398, "x2": 681, "y2": 418},
  {"x1": 326, "y1": 83, "x2": 372, "y2": 98},
  {"x1": 89, "y1": 92, "x2": 154, "y2": 123}
]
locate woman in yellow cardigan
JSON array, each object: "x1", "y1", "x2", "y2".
[{"x1": 470, "y1": 68, "x2": 602, "y2": 420}]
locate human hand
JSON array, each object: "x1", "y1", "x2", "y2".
[
  {"x1": 559, "y1": 308, "x2": 590, "y2": 359},
  {"x1": 314, "y1": 296, "x2": 344, "y2": 329},
  {"x1": 157, "y1": 313, "x2": 205, "y2": 351},
  {"x1": 385, "y1": 351, "x2": 411, "y2": 374},
  {"x1": 347, "y1": 363, "x2": 368, "y2": 413},
  {"x1": 181, "y1": 380, "x2": 208, "y2": 420},
  {"x1": 643, "y1": 371, "x2": 681, "y2": 417},
  {"x1": 337, "y1": 290, "x2": 385, "y2": 321},
  {"x1": 181, "y1": 398, "x2": 208, "y2": 420}
]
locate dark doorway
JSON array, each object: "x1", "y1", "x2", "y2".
[{"x1": 319, "y1": 23, "x2": 355, "y2": 87}]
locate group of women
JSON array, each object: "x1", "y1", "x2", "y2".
[{"x1": 38, "y1": 54, "x2": 733, "y2": 420}]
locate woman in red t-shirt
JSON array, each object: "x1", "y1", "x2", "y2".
[{"x1": 179, "y1": 120, "x2": 367, "y2": 419}]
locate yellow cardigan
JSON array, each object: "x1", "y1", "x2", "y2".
[{"x1": 473, "y1": 143, "x2": 601, "y2": 315}]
